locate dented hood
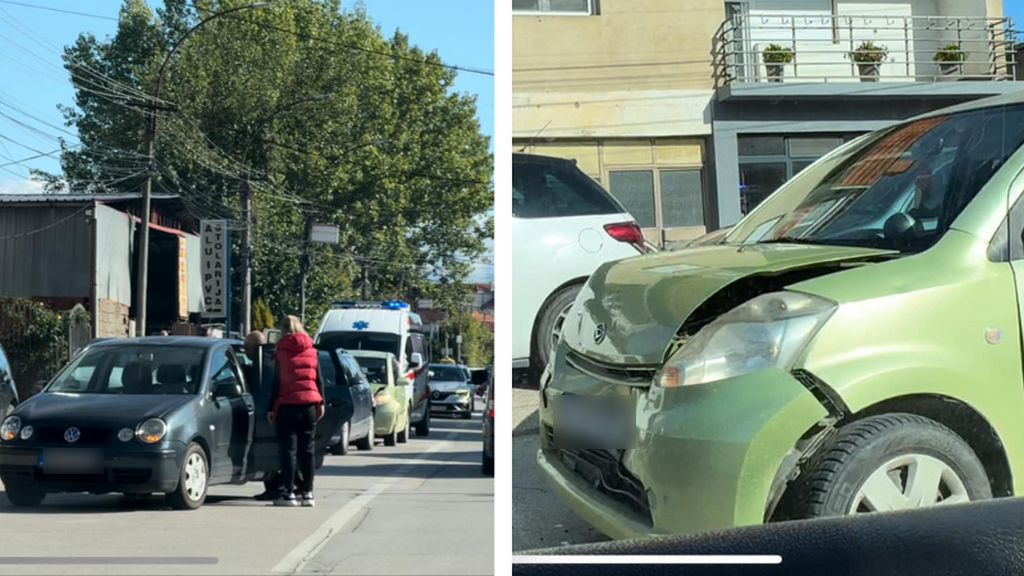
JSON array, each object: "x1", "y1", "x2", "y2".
[{"x1": 566, "y1": 243, "x2": 896, "y2": 366}]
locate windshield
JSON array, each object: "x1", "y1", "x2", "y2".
[
  {"x1": 430, "y1": 365, "x2": 467, "y2": 382},
  {"x1": 726, "y1": 104, "x2": 1024, "y2": 253},
  {"x1": 47, "y1": 346, "x2": 207, "y2": 395},
  {"x1": 317, "y1": 332, "x2": 400, "y2": 357},
  {"x1": 353, "y1": 356, "x2": 389, "y2": 384}
]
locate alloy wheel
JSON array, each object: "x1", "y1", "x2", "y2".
[{"x1": 548, "y1": 302, "x2": 574, "y2": 351}]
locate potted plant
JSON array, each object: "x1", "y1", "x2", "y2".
[
  {"x1": 762, "y1": 44, "x2": 794, "y2": 82},
  {"x1": 933, "y1": 43, "x2": 968, "y2": 78},
  {"x1": 847, "y1": 40, "x2": 888, "y2": 82}
]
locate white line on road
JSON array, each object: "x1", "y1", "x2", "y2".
[{"x1": 271, "y1": 431, "x2": 459, "y2": 575}]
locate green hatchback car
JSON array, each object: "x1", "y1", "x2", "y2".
[
  {"x1": 538, "y1": 94, "x2": 1024, "y2": 540},
  {"x1": 350, "y1": 351, "x2": 411, "y2": 447}
]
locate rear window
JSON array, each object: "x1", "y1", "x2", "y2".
[{"x1": 513, "y1": 155, "x2": 623, "y2": 218}]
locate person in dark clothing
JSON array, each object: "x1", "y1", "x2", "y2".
[{"x1": 268, "y1": 316, "x2": 325, "y2": 507}]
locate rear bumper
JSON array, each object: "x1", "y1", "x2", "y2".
[
  {"x1": 539, "y1": 342, "x2": 829, "y2": 538},
  {"x1": 374, "y1": 402, "x2": 401, "y2": 435},
  {"x1": 0, "y1": 444, "x2": 183, "y2": 494}
]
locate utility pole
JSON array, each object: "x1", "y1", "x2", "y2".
[
  {"x1": 300, "y1": 206, "x2": 313, "y2": 325},
  {"x1": 133, "y1": 2, "x2": 271, "y2": 337},
  {"x1": 240, "y1": 177, "x2": 252, "y2": 335},
  {"x1": 361, "y1": 260, "x2": 369, "y2": 300},
  {"x1": 457, "y1": 304, "x2": 463, "y2": 364}
]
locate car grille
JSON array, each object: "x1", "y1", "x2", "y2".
[
  {"x1": 35, "y1": 427, "x2": 114, "y2": 445},
  {"x1": 564, "y1": 349, "x2": 657, "y2": 386},
  {"x1": 545, "y1": 425, "x2": 652, "y2": 525},
  {"x1": 431, "y1": 390, "x2": 454, "y2": 401}
]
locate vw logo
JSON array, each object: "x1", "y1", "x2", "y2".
[
  {"x1": 593, "y1": 323, "x2": 607, "y2": 345},
  {"x1": 432, "y1": 391, "x2": 441, "y2": 400},
  {"x1": 64, "y1": 427, "x2": 81, "y2": 443}
]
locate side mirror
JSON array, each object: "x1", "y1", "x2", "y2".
[
  {"x1": 396, "y1": 376, "x2": 412, "y2": 387},
  {"x1": 213, "y1": 381, "x2": 242, "y2": 398},
  {"x1": 471, "y1": 370, "x2": 489, "y2": 386},
  {"x1": 475, "y1": 385, "x2": 485, "y2": 397},
  {"x1": 410, "y1": 352, "x2": 423, "y2": 369}
]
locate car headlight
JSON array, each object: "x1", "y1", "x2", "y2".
[
  {"x1": 375, "y1": 390, "x2": 391, "y2": 404},
  {"x1": 0, "y1": 416, "x2": 20, "y2": 441},
  {"x1": 20, "y1": 425, "x2": 33, "y2": 440},
  {"x1": 456, "y1": 388, "x2": 471, "y2": 395},
  {"x1": 655, "y1": 292, "x2": 836, "y2": 388},
  {"x1": 136, "y1": 418, "x2": 167, "y2": 444}
]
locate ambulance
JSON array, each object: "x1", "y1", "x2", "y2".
[{"x1": 315, "y1": 301, "x2": 432, "y2": 436}]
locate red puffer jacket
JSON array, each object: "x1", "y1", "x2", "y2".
[{"x1": 272, "y1": 333, "x2": 323, "y2": 413}]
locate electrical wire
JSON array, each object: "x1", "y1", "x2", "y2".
[{"x1": 0, "y1": 0, "x2": 117, "y2": 21}]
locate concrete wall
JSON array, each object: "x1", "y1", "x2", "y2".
[{"x1": 512, "y1": 0, "x2": 720, "y2": 139}]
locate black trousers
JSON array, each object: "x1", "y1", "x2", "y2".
[{"x1": 276, "y1": 403, "x2": 318, "y2": 494}]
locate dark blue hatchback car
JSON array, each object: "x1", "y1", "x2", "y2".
[{"x1": 0, "y1": 336, "x2": 355, "y2": 509}]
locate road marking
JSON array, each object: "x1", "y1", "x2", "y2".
[{"x1": 272, "y1": 431, "x2": 458, "y2": 575}]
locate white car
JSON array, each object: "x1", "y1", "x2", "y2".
[{"x1": 512, "y1": 152, "x2": 646, "y2": 379}]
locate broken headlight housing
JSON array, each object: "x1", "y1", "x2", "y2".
[{"x1": 654, "y1": 292, "x2": 837, "y2": 388}]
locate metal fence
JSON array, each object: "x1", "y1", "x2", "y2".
[
  {"x1": 714, "y1": 13, "x2": 1017, "y2": 85},
  {"x1": 0, "y1": 299, "x2": 91, "y2": 399}
]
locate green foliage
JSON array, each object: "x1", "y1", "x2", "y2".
[
  {"x1": 252, "y1": 297, "x2": 275, "y2": 331},
  {"x1": 847, "y1": 41, "x2": 888, "y2": 64},
  {"x1": 762, "y1": 44, "x2": 794, "y2": 64},
  {"x1": 436, "y1": 313, "x2": 493, "y2": 367},
  {"x1": 45, "y1": 0, "x2": 493, "y2": 327},
  {"x1": 933, "y1": 43, "x2": 968, "y2": 63},
  {"x1": 0, "y1": 298, "x2": 68, "y2": 399}
]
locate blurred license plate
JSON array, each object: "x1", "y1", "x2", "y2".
[
  {"x1": 41, "y1": 449, "x2": 103, "y2": 474},
  {"x1": 554, "y1": 394, "x2": 635, "y2": 449}
]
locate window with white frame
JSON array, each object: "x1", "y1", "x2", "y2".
[{"x1": 512, "y1": 0, "x2": 595, "y2": 16}]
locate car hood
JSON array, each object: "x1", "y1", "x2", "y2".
[
  {"x1": 567, "y1": 243, "x2": 896, "y2": 366},
  {"x1": 430, "y1": 380, "x2": 470, "y2": 392},
  {"x1": 14, "y1": 393, "x2": 194, "y2": 427}
]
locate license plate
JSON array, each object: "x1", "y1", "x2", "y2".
[
  {"x1": 554, "y1": 394, "x2": 635, "y2": 449},
  {"x1": 40, "y1": 449, "x2": 103, "y2": 474}
]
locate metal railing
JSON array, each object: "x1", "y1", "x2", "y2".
[{"x1": 713, "y1": 13, "x2": 1017, "y2": 85}]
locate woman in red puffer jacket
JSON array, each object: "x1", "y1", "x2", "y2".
[{"x1": 267, "y1": 315, "x2": 325, "y2": 507}]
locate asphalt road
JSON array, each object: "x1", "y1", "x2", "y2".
[
  {"x1": 511, "y1": 385, "x2": 609, "y2": 553},
  {"x1": 0, "y1": 401, "x2": 493, "y2": 575}
]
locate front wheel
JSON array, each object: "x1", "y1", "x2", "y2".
[
  {"x1": 383, "y1": 422, "x2": 398, "y2": 447},
  {"x1": 482, "y1": 450, "x2": 494, "y2": 477},
  {"x1": 166, "y1": 443, "x2": 208, "y2": 510},
  {"x1": 330, "y1": 421, "x2": 350, "y2": 456},
  {"x1": 4, "y1": 480, "x2": 45, "y2": 507},
  {"x1": 785, "y1": 413, "x2": 991, "y2": 519},
  {"x1": 415, "y1": 405, "x2": 431, "y2": 437}
]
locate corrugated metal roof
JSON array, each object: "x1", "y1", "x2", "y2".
[{"x1": 0, "y1": 193, "x2": 179, "y2": 203}]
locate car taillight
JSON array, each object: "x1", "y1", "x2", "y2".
[
  {"x1": 604, "y1": 222, "x2": 646, "y2": 253},
  {"x1": 488, "y1": 386, "x2": 494, "y2": 418}
]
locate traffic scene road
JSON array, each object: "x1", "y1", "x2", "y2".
[{"x1": 0, "y1": 404, "x2": 492, "y2": 576}]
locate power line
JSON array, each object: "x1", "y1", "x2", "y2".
[{"x1": 0, "y1": 0, "x2": 117, "y2": 21}]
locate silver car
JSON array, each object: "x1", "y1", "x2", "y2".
[{"x1": 427, "y1": 364, "x2": 474, "y2": 419}]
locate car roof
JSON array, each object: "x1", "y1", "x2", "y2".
[
  {"x1": 87, "y1": 336, "x2": 242, "y2": 349},
  {"x1": 319, "y1": 308, "x2": 418, "y2": 334},
  {"x1": 347, "y1": 350, "x2": 394, "y2": 360}
]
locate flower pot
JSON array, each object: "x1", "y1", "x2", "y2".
[
  {"x1": 856, "y1": 62, "x2": 880, "y2": 82},
  {"x1": 765, "y1": 63, "x2": 785, "y2": 82},
  {"x1": 938, "y1": 62, "x2": 962, "y2": 80}
]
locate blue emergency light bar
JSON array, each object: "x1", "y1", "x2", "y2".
[{"x1": 331, "y1": 300, "x2": 410, "y2": 310}]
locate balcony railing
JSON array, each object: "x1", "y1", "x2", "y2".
[{"x1": 713, "y1": 14, "x2": 1017, "y2": 86}]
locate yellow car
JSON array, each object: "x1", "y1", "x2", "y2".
[{"x1": 349, "y1": 351, "x2": 411, "y2": 446}]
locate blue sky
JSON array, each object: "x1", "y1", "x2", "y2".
[
  {"x1": 1007, "y1": 0, "x2": 1024, "y2": 30},
  {"x1": 0, "y1": 0, "x2": 494, "y2": 281}
]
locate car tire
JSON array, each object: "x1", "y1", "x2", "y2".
[
  {"x1": 4, "y1": 480, "x2": 45, "y2": 507},
  {"x1": 330, "y1": 421, "x2": 350, "y2": 456},
  {"x1": 531, "y1": 283, "x2": 582, "y2": 386},
  {"x1": 786, "y1": 413, "x2": 991, "y2": 519},
  {"x1": 166, "y1": 443, "x2": 208, "y2": 510},
  {"x1": 482, "y1": 450, "x2": 494, "y2": 477},
  {"x1": 397, "y1": 407, "x2": 410, "y2": 443},
  {"x1": 355, "y1": 423, "x2": 374, "y2": 451},
  {"x1": 416, "y1": 405, "x2": 431, "y2": 437},
  {"x1": 384, "y1": 423, "x2": 398, "y2": 447},
  {"x1": 461, "y1": 407, "x2": 472, "y2": 420}
]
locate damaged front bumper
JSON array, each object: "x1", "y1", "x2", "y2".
[{"x1": 537, "y1": 341, "x2": 830, "y2": 539}]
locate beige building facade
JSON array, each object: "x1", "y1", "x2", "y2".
[{"x1": 513, "y1": 0, "x2": 1021, "y2": 245}]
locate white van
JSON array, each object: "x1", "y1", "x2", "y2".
[{"x1": 315, "y1": 301, "x2": 432, "y2": 436}]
